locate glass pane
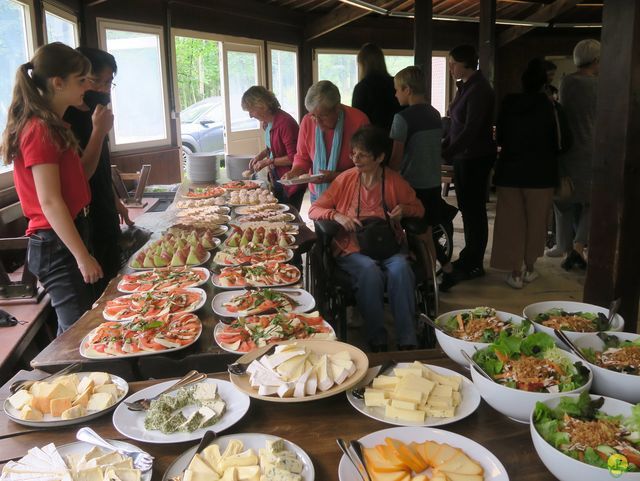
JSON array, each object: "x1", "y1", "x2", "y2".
[
  {"x1": 227, "y1": 50, "x2": 259, "y2": 132},
  {"x1": 45, "y1": 11, "x2": 76, "y2": 47},
  {"x1": 105, "y1": 28, "x2": 167, "y2": 145},
  {"x1": 317, "y1": 53, "x2": 357, "y2": 106},
  {"x1": 270, "y1": 49, "x2": 298, "y2": 121},
  {"x1": 386, "y1": 55, "x2": 413, "y2": 76},
  {"x1": 0, "y1": 0, "x2": 30, "y2": 170}
]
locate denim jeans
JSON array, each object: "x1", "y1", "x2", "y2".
[
  {"x1": 336, "y1": 252, "x2": 417, "y2": 346},
  {"x1": 27, "y1": 219, "x2": 93, "y2": 335}
]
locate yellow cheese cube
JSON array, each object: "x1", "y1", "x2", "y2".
[
  {"x1": 7, "y1": 389, "x2": 33, "y2": 410},
  {"x1": 50, "y1": 397, "x2": 73, "y2": 417},
  {"x1": 20, "y1": 405, "x2": 43, "y2": 421},
  {"x1": 391, "y1": 388, "x2": 423, "y2": 404},
  {"x1": 93, "y1": 383, "x2": 119, "y2": 397},
  {"x1": 452, "y1": 391, "x2": 461, "y2": 406},
  {"x1": 390, "y1": 399, "x2": 417, "y2": 410},
  {"x1": 77, "y1": 376, "x2": 95, "y2": 394},
  {"x1": 385, "y1": 405, "x2": 425, "y2": 423},
  {"x1": 88, "y1": 372, "x2": 111, "y2": 386},
  {"x1": 73, "y1": 386, "x2": 93, "y2": 408},
  {"x1": 393, "y1": 367, "x2": 423, "y2": 378},
  {"x1": 430, "y1": 384, "x2": 453, "y2": 398},
  {"x1": 364, "y1": 389, "x2": 389, "y2": 407},
  {"x1": 425, "y1": 406, "x2": 455, "y2": 418},
  {"x1": 61, "y1": 404, "x2": 86, "y2": 420},
  {"x1": 87, "y1": 392, "x2": 115, "y2": 411},
  {"x1": 397, "y1": 374, "x2": 435, "y2": 396},
  {"x1": 372, "y1": 375, "x2": 398, "y2": 390},
  {"x1": 427, "y1": 396, "x2": 454, "y2": 409}
]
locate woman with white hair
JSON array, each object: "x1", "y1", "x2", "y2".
[
  {"x1": 547, "y1": 39, "x2": 600, "y2": 270},
  {"x1": 282, "y1": 80, "x2": 369, "y2": 202}
]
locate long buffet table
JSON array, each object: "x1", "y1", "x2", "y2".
[
  {"x1": 0, "y1": 350, "x2": 557, "y2": 481},
  {"x1": 29, "y1": 181, "x2": 317, "y2": 379}
]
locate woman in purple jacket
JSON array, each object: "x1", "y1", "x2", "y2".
[{"x1": 242, "y1": 86, "x2": 305, "y2": 210}]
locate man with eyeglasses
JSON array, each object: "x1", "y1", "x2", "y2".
[
  {"x1": 64, "y1": 47, "x2": 132, "y2": 300},
  {"x1": 282, "y1": 80, "x2": 369, "y2": 202}
]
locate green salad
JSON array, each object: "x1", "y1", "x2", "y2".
[
  {"x1": 534, "y1": 308, "x2": 609, "y2": 332},
  {"x1": 534, "y1": 392, "x2": 640, "y2": 471},
  {"x1": 440, "y1": 306, "x2": 532, "y2": 343},
  {"x1": 582, "y1": 333, "x2": 640, "y2": 375},
  {"x1": 472, "y1": 331, "x2": 590, "y2": 392}
]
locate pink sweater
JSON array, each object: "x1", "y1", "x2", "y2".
[
  {"x1": 308, "y1": 167, "x2": 425, "y2": 255},
  {"x1": 293, "y1": 105, "x2": 369, "y2": 196}
]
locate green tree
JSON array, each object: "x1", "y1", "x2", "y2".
[{"x1": 174, "y1": 36, "x2": 221, "y2": 109}]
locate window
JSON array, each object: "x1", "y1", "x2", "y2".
[
  {"x1": 0, "y1": 0, "x2": 35, "y2": 171},
  {"x1": 98, "y1": 20, "x2": 170, "y2": 150},
  {"x1": 44, "y1": 4, "x2": 77, "y2": 47},
  {"x1": 315, "y1": 51, "x2": 358, "y2": 106},
  {"x1": 226, "y1": 49, "x2": 259, "y2": 132},
  {"x1": 269, "y1": 45, "x2": 299, "y2": 122}
]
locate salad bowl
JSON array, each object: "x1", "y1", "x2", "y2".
[
  {"x1": 573, "y1": 331, "x2": 640, "y2": 403},
  {"x1": 531, "y1": 393, "x2": 640, "y2": 481},
  {"x1": 470, "y1": 332, "x2": 592, "y2": 423},
  {"x1": 434, "y1": 307, "x2": 531, "y2": 367},
  {"x1": 523, "y1": 300, "x2": 624, "y2": 349}
]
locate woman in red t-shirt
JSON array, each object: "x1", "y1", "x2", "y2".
[{"x1": 1, "y1": 42, "x2": 113, "y2": 334}]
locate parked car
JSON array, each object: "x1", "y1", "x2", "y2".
[{"x1": 180, "y1": 96, "x2": 225, "y2": 163}]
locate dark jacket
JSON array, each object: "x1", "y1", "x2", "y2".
[
  {"x1": 352, "y1": 73, "x2": 401, "y2": 133},
  {"x1": 494, "y1": 91, "x2": 569, "y2": 188},
  {"x1": 443, "y1": 70, "x2": 496, "y2": 160}
]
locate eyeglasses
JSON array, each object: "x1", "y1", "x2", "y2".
[
  {"x1": 349, "y1": 152, "x2": 373, "y2": 161},
  {"x1": 88, "y1": 78, "x2": 116, "y2": 89},
  {"x1": 310, "y1": 110, "x2": 336, "y2": 121}
]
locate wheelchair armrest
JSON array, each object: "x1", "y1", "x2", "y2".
[
  {"x1": 314, "y1": 219, "x2": 341, "y2": 239},
  {"x1": 401, "y1": 217, "x2": 428, "y2": 236}
]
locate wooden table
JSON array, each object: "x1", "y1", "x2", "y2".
[
  {"x1": 29, "y1": 181, "x2": 317, "y2": 379},
  {"x1": 0, "y1": 350, "x2": 557, "y2": 480}
]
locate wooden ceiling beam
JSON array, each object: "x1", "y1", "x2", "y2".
[
  {"x1": 497, "y1": 0, "x2": 580, "y2": 46},
  {"x1": 303, "y1": 0, "x2": 394, "y2": 41}
]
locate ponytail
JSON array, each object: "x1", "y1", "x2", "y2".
[{"x1": 1, "y1": 43, "x2": 90, "y2": 165}]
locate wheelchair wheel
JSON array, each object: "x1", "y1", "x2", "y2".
[{"x1": 432, "y1": 222, "x2": 453, "y2": 269}]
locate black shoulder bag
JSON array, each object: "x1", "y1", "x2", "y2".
[{"x1": 355, "y1": 168, "x2": 402, "y2": 260}]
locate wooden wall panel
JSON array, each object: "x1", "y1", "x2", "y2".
[{"x1": 111, "y1": 147, "x2": 182, "y2": 185}]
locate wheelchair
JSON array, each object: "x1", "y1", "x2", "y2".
[{"x1": 307, "y1": 217, "x2": 439, "y2": 349}]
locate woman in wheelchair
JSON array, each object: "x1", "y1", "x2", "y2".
[{"x1": 308, "y1": 125, "x2": 425, "y2": 351}]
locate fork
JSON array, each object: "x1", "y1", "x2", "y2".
[
  {"x1": 227, "y1": 344, "x2": 278, "y2": 376},
  {"x1": 10, "y1": 363, "x2": 81, "y2": 394},
  {"x1": 76, "y1": 427, "x2": 153, "y2": 472},
  {"x1": 124, "y1": 370, "x2": 206, "y2": 411}
]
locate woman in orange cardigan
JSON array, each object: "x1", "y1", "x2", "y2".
[{"x1": 309, "y1": 126, "x2": 424, "y2": 351}]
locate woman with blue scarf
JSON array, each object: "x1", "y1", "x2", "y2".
[
  {"x1": 242, "y1": 86, "x2": 304, "y2": 210},
  {"x1": 283, "y1": 81, "x2": 369, "y2": 202}
]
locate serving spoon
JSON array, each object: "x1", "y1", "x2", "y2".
[{"x1": 553, "y1": 329, "x2": 590, "y2": 363}]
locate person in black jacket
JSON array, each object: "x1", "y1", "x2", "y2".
[
  {"x1": 490, "y1": 59, "x2": 569, "y2": 288},
  {"x1": 351, "y1": 43, "x2": 401, "y2": 133}
]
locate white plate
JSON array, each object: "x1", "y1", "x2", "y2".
[
  {"x1": 213, "y1": 248, "x2": 294, "y2": 267},
  {"x1": 221, "y1": 234, "x2": 296, "y2": 250},
  {"x1": 79, "y1": 315, "x2": 202, "y2": 360},
  {"x1": 346, "y1": 363, "x2": 481, "y2": 427},
  {"x1": 338, "y1": 426, "x2": 509, "y2": 481},
  {"x1": 4, "y1": 373, "x2": 129, "y2": 428},
  {"x1": 211, "y1": 269, "x2": 301, "y2": 289},
  {"x1": 162, "y1": 432, "x2": 314, "y2": 481},
  {"x1": 213, "y1": 318, "x2": 335, "y2": 354},
  {"x1": 234, "y1": 204, "x2": 290, "y2": 215},
  {"x1": 211, "y1": 288, "x2": 316, "y2": 318},
  {"x1": 58, "y1": 439, "x2": 152, "y2": 480},
  {"x1": 103, "y1": 288, "x2": 207, "y2": 322},
  {"x1": 234, "y1": 213, "x2": 296, "y2": 224},
  {"x1": 278, "y1": 174, "x2": 324, "y2": 186},
  {"x1": 129, "y1": 249, "x2": 211, "y2": 270},
  {"x1": 113, "y1": 378, "x2": 250, "y2": 444},
  {"x1": 116, "y1": 267, "x2": 210, "y2": 294}
]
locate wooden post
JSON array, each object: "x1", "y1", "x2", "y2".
[
  {"x1": 33, "y1": 0, "x2": 45, "y2": 47},
  {"x1": 413, "y1": 0, "x2": 433, "y2": 103},
  {"x1": 479, "y1": 0, "x2": 496, "y2": 86},
  {"x1": 584, "y1": 0, "x2": 640, "y2": 332}
]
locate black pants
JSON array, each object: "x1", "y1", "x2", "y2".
[
  {"x1": 90, "y1": 227, "x2": 121, "y2": 301},
  {"x1": 453, "y1": 155, "x2": 495, "y2": 270},
  {"x1": 27, "y1": 217, "x2": 93, "y2": 335},
  {"x1": 415, "y1": 187, "x2": 458, "y2": 266}
]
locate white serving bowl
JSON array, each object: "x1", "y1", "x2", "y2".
[
  {"x1": 573, "y1": 331, "x2": 640, "y2": 403},
  {"x1": 470, "y1": 349, "x2": 592, "y2": 423},
  {"x1": 435, "y1": 309, "x2": 531, "y2": 367},
  {"x1": 530, "y1": 394, "x2": 640, "y2": 481},
  {"x1": 523, "y1": 300, "x2": 625, "y2": 349}
]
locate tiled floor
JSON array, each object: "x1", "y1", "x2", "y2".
[{"x1": 299, "y1": 188, "x2": 593, "y2": 350}]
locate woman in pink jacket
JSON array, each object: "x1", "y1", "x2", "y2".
[{"x1": 309, "y1": 126, "x2": 424, "y2": 351}]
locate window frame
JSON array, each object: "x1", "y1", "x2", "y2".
[
  {"x1": 43, "y1": 2, "x2": 79, "y2": 47},
  {"x1": 0, "y1": 0, "x2": 38, "y2": 181},
  {"x1": 97, "y1": 18, "x2": 172, "y2": 152},
  {"x1": 267, "y1": 42, "x2": 299, "y2": 122}
]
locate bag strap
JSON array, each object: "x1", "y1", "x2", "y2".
[{"x1": 357, "y1": 167, "x2": 390, "y2": 221}]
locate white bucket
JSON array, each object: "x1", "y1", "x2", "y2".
[
  {"x1": 186, "y1": 152, "x2": 222, "y2": 183},
  {"x1": 225, "y1": 155, "x2": 252, "y2": 181}
]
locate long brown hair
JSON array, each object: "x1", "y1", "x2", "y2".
[
  {"x1": 357, "y1": 43, "x2": 389, "y2": 80},
  {"x1": 1, "y1": 42, "x2": 90, "y2": 164}
]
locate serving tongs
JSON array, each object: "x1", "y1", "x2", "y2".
[
  {"x1": 351, "y1": 359, "x2": 397, "y2": 400},
  {"x1": 124, "y1": 370, "x2": 206, "y2": 411},
  {"x1": 10, "y1": 362, "x2": 81, "y2": 394},
  {"x1": 420, "y1": 313, "x2": 447, "y2": 334},
  {"x1": 337, "y1": 438, "x2": 371, "y2": 481},
  {"x1": 553, "y1": 329, "x2": 590, "y2": 363},
  {"x1": 461, "y1": 350, "x2": 495, "y2": 382}
]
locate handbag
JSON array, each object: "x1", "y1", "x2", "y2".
[{"x1": 355, "y1": 169, "x2": 402, "y2": 260}]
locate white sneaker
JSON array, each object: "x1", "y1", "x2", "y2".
[
  {"x1": 505, "y1": 274, "x2": 523, "y2": 289},
  {"x1": 545, "y1": 247, "x2": 564, "y2": 257},
  {"x1": 523, "y1": 270, "x2": 539, "y2": 283}
]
